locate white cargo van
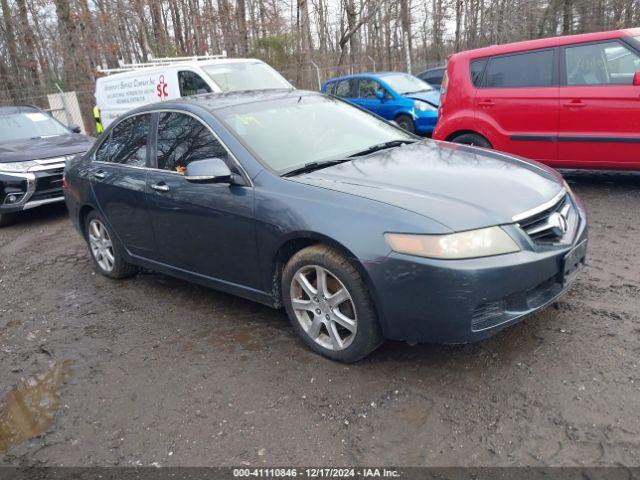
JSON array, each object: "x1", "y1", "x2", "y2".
[{"x1": 95, "y1": 55, "x2": 293, "y2": 127}]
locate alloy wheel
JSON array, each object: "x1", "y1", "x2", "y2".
[
  {"x1": 88, "y1": 219, "x2": 115, "y2": 272},
  {"x1": 290, "y1": 265, "x2": 357, "y2": 351}
]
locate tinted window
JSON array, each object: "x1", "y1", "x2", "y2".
[
  {"x1": 325, "y1": 82, "x2": 335, "y2": 95},
  {"x1": 178, "y1": 71, "x2": 212, "y2": 96},
  {"x1": 334, "y1": 80, "x2": 353, "y2": 98},
  {"x1": 156, "y1": 112, "x2": 228, "y2": 173},
  {"x1": 485, "y1": 50, "x2": 554, "y2": 88},
  {"x1": 419, "y1": 69, "x2": 444, "y2": 86},
  {"x1": 95, "y1": 114, "x2": 150, "y2": 166},
  {"x1": 565, "y1": 41, "x2": 640, "y2": 86},
  {"x1": 470, "y1": 59, "x2": 487, "y2": 87}
]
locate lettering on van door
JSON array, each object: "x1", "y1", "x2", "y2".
[
  {"x1": 157, "y1": 75, "x2": 169, "y2": 100},
  {"x1": 101, "y1": 77, "x2": 159, "y2": 105}
]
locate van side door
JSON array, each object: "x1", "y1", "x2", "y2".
[
  {"x1": 477, "y1": 48, "x2": 559, "y2": 163},
  {"x1": 558, "y1": 39, "x2": 640, "y2": 168}
]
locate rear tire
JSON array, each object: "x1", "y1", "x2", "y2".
[
  {"x1": 0, "y1": 212, "x2": 16, "y2": 228},
  {"x1": 282, "y1": 245, "x2": 383, "y2": 362},
  {"x1": 450, "y1": 133, "x2": 492, "y2": 148},
  {"x1": 85, "y1": 210, "x2": 138, "y2": 279},
  {"x1": 395, "y1": 114, "x2": 416, "y2": 134}
]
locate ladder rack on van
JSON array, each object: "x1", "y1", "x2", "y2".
[{"x1": 97, "y1": 53, "x2": 228, "y2": 75}]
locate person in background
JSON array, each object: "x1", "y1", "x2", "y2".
[{"x1": 93, "y1": 105, "x2": 103, "y2": 134}]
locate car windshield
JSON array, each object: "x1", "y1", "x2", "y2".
[
  {"x1": 382, "y1": 73, "x2": 433, "y2": 94},
  {"x1": 0, "y1": 111, "x2": 70, "y2": 142},
  {"x1": 218, "y1": 94, "x2": 414, "y2": 174},
  {"x1": 202, "y1": 62, "x2": 291, "y2": 92}
]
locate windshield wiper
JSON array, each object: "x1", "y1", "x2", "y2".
[
  {"x1": 283, "y1": 159, "x2": 352, "y2": 177},
  {"x1": 403, "y1": 89, "x2": 432, "y2": 94},
  {"x1": 348, "y1": 139, "x2": 418, "y2": 158}
]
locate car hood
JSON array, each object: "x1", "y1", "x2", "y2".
[
  {"x1": 290, "y1": 141, "x2": 564, "y2": 232},
  {"x1": 406, "y1": 90, "x2": 440, "y2": 107},
  {"x1": 0, "y1": 134, "x2": 95, "y2": 163}
]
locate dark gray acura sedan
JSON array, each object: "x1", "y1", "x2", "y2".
[{"x1": 64, "y1": 90, "x2": 587, "y2": 362}]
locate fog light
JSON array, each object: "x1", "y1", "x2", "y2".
[{"x1": 4, "y1": 193, "x2": 23, "y2": 204}]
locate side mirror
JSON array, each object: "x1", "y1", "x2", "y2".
[
  {"x1": 376, "y1": 90, "x2": 385, "y2": 101},
  {"x1": 633, "y1": 70, "x2": 640, "y2": 86},
  {"x1": 69, "y1": 124, "x2": 82, "y2": 134},
  {"x1": 184, "y1": 158, "x2": 232, "y2": 183}
]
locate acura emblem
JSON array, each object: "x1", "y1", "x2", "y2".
[{"x1": 548, "y1": 212, "x2": 568, "y2": 236}]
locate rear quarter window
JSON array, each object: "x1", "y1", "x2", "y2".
[{"x1": 484, "y1": 49, "x2": 555, "y2": 88}]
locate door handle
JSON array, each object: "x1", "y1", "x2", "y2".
[
  {"x1": 478, "y1": 99, "x2": 495, "y2": 107},
  {"x1": 150, "y1": 182, "x2": 170, "y2": 192},
  {"x1": 93, "y1": 170, "x2": 106, "y2": 179},
  {"x1": 563, "y1": 100, "x2": 586, "y2": 108}
]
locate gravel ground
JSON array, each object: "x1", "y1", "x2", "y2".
[{"x1": 0, "y1": 171, "x2": 639, "y2": 467}]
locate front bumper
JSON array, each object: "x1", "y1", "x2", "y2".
[
  {"x1": 414, "y1": 110, "x2": 439, "y2": 135},
  {"x1": 369, "y1": 216, "x2": 587, "y2": 344},
  {"x1": 0, "y1": 159, "x2": 67, "y2": 213}
]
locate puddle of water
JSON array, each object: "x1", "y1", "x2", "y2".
[{"x1": 0, "y1": 360, "x2": 73, "y2": 452}]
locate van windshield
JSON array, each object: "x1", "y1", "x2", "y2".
[
  {"x1": 202, "y1": 62, "x2": 291, "y2": 92},
  {"x1": 0, "y1": 111, "x2": 70, "y2": 142}
]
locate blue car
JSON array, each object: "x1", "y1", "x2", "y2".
[{"x1": 321, "y1": 72, "x2": 440, "y2": 135}]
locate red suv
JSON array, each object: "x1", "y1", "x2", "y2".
[{"x1": 433, "y1": 28, "x2": 640, "y2": 170}]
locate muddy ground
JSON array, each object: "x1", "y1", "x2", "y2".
[{"x1": 0, "y1": 171, "x2": 639, "y2": 467}]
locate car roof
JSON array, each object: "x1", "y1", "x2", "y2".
[
  {"x1": 0, "y1": 105, "x2": 41, "y2": 115},
  {"x1": 96, "y1": 58, "x2": 266, "y2": 82},
  {"x1": 129, "y1": 88, "x2": 313, "y2": 114},
  {"x1": 324, "y1": 72, "x2": 412, "y2": 83},
  {"x1": 418, "y1": 67, "x2": 445, "y2": 74},
  {"x1": 454, "y1": 28, "x2": 640, "y2": 60}
]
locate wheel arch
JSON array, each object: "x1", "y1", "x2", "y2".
[
  {"x1": 78, "y1": 204, "x2": 95, "y2": 238},
  {"x1": 270, "y1": 233, "x2": 382, "y2": 323},
  {"x1": 445, "y1": 129, "x2": 490, "y2": 144}
]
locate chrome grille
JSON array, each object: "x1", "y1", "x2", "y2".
[
  {"x1": 516, "y1": 193, "x2": 577, "y2": 245},
  {"x1": 28, "y1": 155, "x2": 74, "y2": 172}
]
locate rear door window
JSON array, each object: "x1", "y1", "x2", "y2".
[
  {"x1": 564, "y1": 41, "x2": 640, "y2": 86},
  {"x1": 484, "y1": 50, "x2": 555, "y2": 88},
  {"x1": 178, "y1": 71, "x2": 212, "y2": 96},
  {"x1": 94, "y1": 114, "x2": 150, "y2": 167},
  {"x1": 156, "y1": 112, "x2": 228, "y2": 174}
]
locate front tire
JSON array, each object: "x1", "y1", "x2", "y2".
[
  {"x1": 282, "y1": 245, "x2": 383, "y2": 362},
  {"x1": 395, "y1": 114, "x2": 416, "y2": 134},
  {"x1": 450, "y1": 132, "x2": 492, "y2": 148},
  {"x1": 0, "y1": 212, "x2": 16, "y2": 228},
  {"x1": 85, "y1": 210, "x2": 138, "y2": 279}
]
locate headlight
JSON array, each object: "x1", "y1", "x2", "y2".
[
  {"x1": 0, "y1": 161, "x2": 38, "y2": 173},
  {"x1": 385, "y1": 226, "x2": 520, "y2": 260},
  {"x1": 414, "y1": 100, "x2": 437, "y2": 112}
]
